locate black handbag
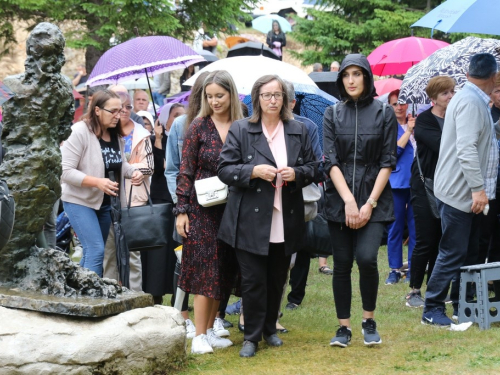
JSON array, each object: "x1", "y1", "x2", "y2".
[
  {"x1": 415, "y1": 151, "x2": 440, "y2": 219},
  {"x1": 304, "y1": 212, "x2": 333, "y2": 257},
  {"x1": 121, "y1": 182, "x2": 173, "y2": 252},
  {"x1": 303, "y1": 184, "x2": 333, "y2": 257}
]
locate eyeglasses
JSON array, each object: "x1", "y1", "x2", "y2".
[
  {"x1": 99, "y1": 107, "x2": 122, "y2": 116},
  {"x1": 260, "y1": 92, "x2": 284, "y2": 101}
]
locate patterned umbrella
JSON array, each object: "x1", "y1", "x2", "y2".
[
  {"x1": 399, "y1": 36, "x2": 500, "y2": 104},
  {"x1": 86, "y1": 36, "x2": 204, "y2": 87}
]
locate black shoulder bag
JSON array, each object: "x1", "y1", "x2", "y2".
[
  {"x1": 121, "y1": 183, "x2": 174, "y2": 251},
  {"x1": 415, "y1": 151, "x2": 440, "y2": 219}
]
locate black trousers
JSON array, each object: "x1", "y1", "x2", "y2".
[
  {"x1": 409, "y1": 180, "x2": 441, "y2": 290},
  {"x1": 287, "y1": 250, "x2": 311, "y2": 305},
  {"x1": 236, "y1": 243, "x2": 291, "y2": 342},
  {"x1": 328, "y1": 221, "x2": 385, "y2": 319},
  {"x1": 477, "y1": 199, "x2": 500, "y2": 264}
]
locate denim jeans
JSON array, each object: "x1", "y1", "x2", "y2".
[
  {"x1": 424, "y1": 199, "x2": 479, "y2": 310},
  {"x1": 387, "y1": 188, "x2": 415, "y2": 270},
  {"x1": 63, "y1": 201, "x2": 111, "y2": 277}
]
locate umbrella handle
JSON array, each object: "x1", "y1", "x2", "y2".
[{"x1": 144, "y1": 68, "x2": 158, "y2": 121}]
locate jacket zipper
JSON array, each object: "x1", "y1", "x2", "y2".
[{"x1": 352, "y1": 101, "x2": 358, "y2": 198}]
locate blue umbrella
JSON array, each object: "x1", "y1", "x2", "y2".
[
  {"x1": 411, "y1": 0, "x2": 500, "y2": 37},
  {"x1": 243, "y1": 85, "x2": 337, "y2": 150},
  {"x1": 252, "y1": 15, "x2": 292, "y2": 34}
]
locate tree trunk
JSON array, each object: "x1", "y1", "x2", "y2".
[
  {"x1": 85, "y1": 45, "x2": 104, "y2": 76},
  {"x1": 426, "y1": 0, "x2": 431, "y2": 11}
]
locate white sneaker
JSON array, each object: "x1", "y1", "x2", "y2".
[
  {"x1": 213, "y1": 317, "x2": 230, "y2": 337},
  {"x1": 186, "y1": 319, "x2": 196, "y2": 339},
  {"x1": 191, "y1": 334, "x2": 214, "y2": 354},
  {"x1": 207, "y1": 328, "x2": 233, "y2": 348}
]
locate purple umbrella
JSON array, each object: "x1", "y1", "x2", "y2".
[{"x1": 86, "y1": 36, "x2": 204, "y2": 87}]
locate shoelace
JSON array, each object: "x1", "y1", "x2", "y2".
[{"x1": 363, "y1": 320, "x2": 377, "y2": 334}]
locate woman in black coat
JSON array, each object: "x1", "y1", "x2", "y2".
[
  {"x1": 266, "y1": 20, "x2": 286, "y2": 60},
  {"x1": 323, "y1": 54, "x2": 397, "y2": 348},
  {"x1": 405, "y1": 76, "x2": 455, "y2": 308},
  {"x1": 218, "y1": 74, "x2": 316, "y2": 358}
]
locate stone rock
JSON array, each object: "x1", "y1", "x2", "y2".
[{"x1": 0, "y1": 305, "x2": 187, "y2": 375}]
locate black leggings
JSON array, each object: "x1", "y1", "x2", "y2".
[
  {"x1": 328, "y1": 221, "x2": 385, "y2": 320},
  {"x1": 409, "y1": 179, "x2": 441, "y2": 290}
]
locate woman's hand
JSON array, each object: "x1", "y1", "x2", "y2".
[
  {"x1": 278, "y1": 167, "x2": 295, "y2": 182},
  {"x1": 251, "y1": 164, "x2": 278, "y2": 181},
  {"x1": 154, "y1": 118, "x2": 163, "y2": 139},
  {"x1": 344, "y1": 198, "x2": 360, "y2": 229},
  {"x1": 357, "y1": 203, "x2": 373, "y2": 229},
  {"x1": 407, "y1": 114, "x2": 415, "y2": 133},
  {"x1": 130, "y1": 170, "x2": 144, "y2": 186},
  {"x1": 96, "y1": 178, "x2": 119, "y2": 196},
  {"x1": 176, "y1": 213, "x2": 190, "y2": 238}
]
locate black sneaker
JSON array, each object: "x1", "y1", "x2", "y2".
[
  {"x1": 361, "y1": 319, "x2": 382, "y2": 346},
  {"x1": 285, "y1": 302, "x2": 299, "y2": 310},
  {"x1": 330, "y1": 326, "x2": 352, "y2": 348}
]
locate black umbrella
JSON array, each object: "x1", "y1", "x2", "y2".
[
  {"x1": 308, "y1": 72, "x2": 340, "y2": 100},
  {"x1": 108, "y1": 172, "x2": 130, "y2": 288},
  {"x1": 227, "y1": 42, "x2": 280, "y2": 61}
]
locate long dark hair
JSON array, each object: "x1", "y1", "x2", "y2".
[
  {"x1": 83, "y1": 90, "x2": 120, "y2": 138},
  {"x1": 184, "y1": 71, "x2": 211, "y2": 132}
]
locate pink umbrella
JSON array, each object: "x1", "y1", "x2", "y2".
[
  {"x1": 367, "y1": 36, "x2": 449, "y2": 76},
  {"x1": 374, "y1": 78, "x2": 403, "y2": 97}
]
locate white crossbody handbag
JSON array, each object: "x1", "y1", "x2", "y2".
[{"x1": 194, "y1": 176, "x2": 229, "y2": 207}]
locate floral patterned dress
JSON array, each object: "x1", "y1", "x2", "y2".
[{"x1": 175, "y1": 116, "x2": 239, "y2": 300}]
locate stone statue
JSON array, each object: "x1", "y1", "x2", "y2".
[
  {"x1": 0, "y1": 22, "x2": 74, "y2": 282},
  {"x1": 0, "y1": 23, "x2": 152, "y2": 314}
]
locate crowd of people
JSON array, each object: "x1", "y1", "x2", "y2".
[{"x1": 3, "y1": 40, "x2": 500, "y2": 359}]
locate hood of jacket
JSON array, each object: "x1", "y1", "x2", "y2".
[
  {"x1": 131, "y1": 120, "x2": 151, "y2": 151},
  {"x1": 336, "y1": 54, "x2": 376, "y2": 107}
]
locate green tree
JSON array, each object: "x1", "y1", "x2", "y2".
[
  {"x1": 0, "y1": 0, "x2": 256, "y2": 72},
  {"x1": 291, "y1": 0, "x2": 430, "y2": 66}
]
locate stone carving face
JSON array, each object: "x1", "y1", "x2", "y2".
[{"x1": 25, "y1": 23, "x2": 66, "y2": 75}]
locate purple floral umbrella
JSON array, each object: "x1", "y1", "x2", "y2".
[{"x1": 86, "y1": 36, "x2": 204, "y2": 87}]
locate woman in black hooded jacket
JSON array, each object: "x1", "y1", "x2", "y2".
[{"x1": 323, "y1": 54, "x2": 397, "y2": 347}]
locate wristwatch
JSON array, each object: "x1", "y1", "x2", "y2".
[{"x1": 367, "y1": 198, "x2": 377, "y2": 208}]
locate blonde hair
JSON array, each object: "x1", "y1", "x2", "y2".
[{"x1": 198, "y1": 70, "x2": 243, "y2": 122}]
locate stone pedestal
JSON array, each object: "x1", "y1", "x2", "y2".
[{"x1": 0, "y1": 305, "x2": 187, "y2": 374}]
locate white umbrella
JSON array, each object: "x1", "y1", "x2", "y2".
[
  {"x1": 121, "y1": 77, "x2": 157, "y2": 90},
  {"x1": 183, "y1": 55, "x2": 321, "y2": 95}
]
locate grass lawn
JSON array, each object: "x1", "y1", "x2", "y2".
[{"x1": 175, "y1": 246, "x2": 500, "y2": 375}]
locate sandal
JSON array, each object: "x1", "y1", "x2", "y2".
[{"x1": 319, "y1": 266, "x2": 333, "y2": 275}]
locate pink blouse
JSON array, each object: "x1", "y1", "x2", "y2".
[{"x1": 262, "y1": 120, "x2": 287, "y2": 243}]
